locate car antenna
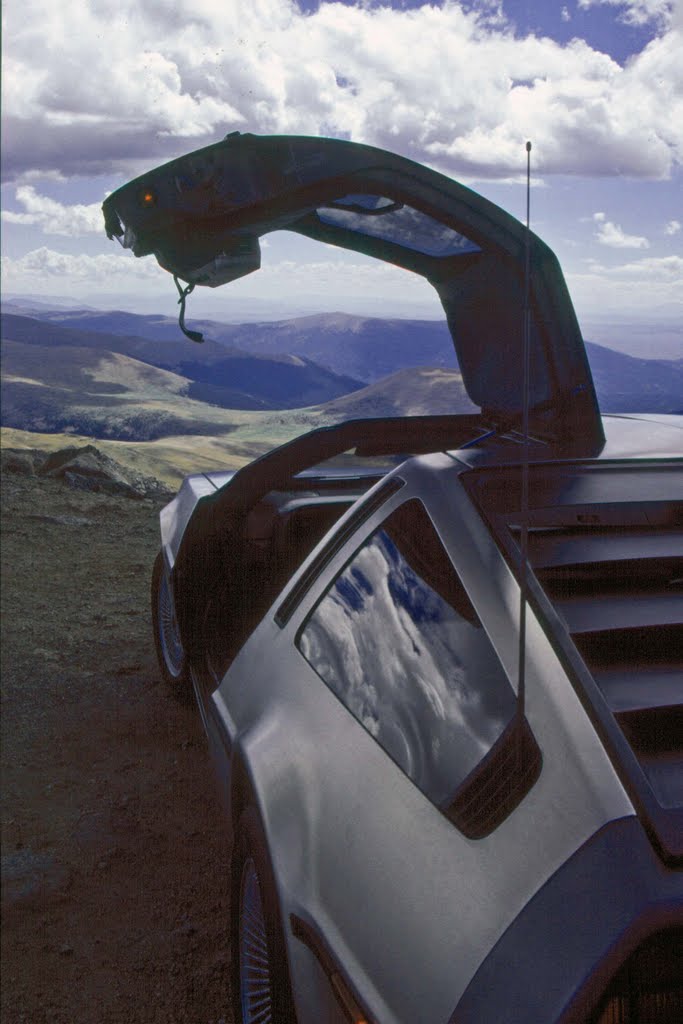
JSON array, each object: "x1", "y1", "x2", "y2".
[{"x1": 517, "y1": 140, "x2": 532, "y2": 721}]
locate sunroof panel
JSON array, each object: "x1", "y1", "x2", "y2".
[{"x1": 316, "y1": 195, "x2": 481, "y2": 257}]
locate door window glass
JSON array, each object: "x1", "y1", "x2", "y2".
[{"x1": 298, "y1": 500, "x2": 516, "y2": 807}]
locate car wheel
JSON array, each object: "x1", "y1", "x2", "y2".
[
  {"x1": 231, "y1": 806, "x2": 297, "y2": 1024},
  {"x1": 151, "y1": 552, "x2": 192, "y2": 696}
]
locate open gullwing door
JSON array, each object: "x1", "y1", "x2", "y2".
[{"x1": 103, "y1": 132, "x2": 603, "y2": 453}]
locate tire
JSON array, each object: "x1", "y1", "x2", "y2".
[
  {"x1": 151, "y1": 552, "x2": 192, "y2": 697},
  {"x1": 231, "y1": 806, "x2": 297, "y2": 1024}
]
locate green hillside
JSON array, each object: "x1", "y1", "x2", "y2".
[
  {"x1": 2, "y1": 302, "x2": 680, "y2": 487},
  {"x1": 320, "y1": 367, "x2": 476, "y2": 419}
]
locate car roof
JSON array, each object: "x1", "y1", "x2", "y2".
[
  {"x1": 103, "y1": 133, "x2": 603, "y2": 454},
  {"x1": 449, "y1": 413, "x2": 683, "y2": 471}
]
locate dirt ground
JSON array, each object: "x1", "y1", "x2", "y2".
[{"x1": 1, "y1": 467, "x2": 233, "y2": 1023}]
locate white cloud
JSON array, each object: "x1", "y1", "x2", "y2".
[
  {"x1": 568, "y1": 253, "x2": 683, "y2": 313},
  {"x1": 1, "y1": 246, "x2": 166, "y2": 287},
  {"x1": 1, "y1": 186, "x2": 103, "y2": 235},
  {"x1": 0, "y1": 244, "x2": 435, "y2": 308},
  {"x1": 561, "y1": 6, "x2": 572, "y2": 21},
  {"x1": 2, "y1": 0, "x2": 682, "y2": 183},
  {"x1": 593, "y1": 211, "x2": 650, "y2": 247},
  {"x1": 664, "y1": 218, "x2": 681, "y2": 234},
  {"x1": 585, "y1": 253, "x2": 682, "y2": 278},
  {"x1": 577, "y1": 0, "x2": 674, "y2": 28},
  {"x1": 21, "y1": 169, "x2": 67, "y2": 184}
]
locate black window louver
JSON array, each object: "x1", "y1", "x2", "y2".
[
  {"x1": 529, "y1": 516, "x2": 683, "y2": 813},
  {"x1": 444, "y1": 715, "x2": 542, "y2": 839},
  {"x1": 464, "y1": 464, "x2": 683, "y2": 859}
]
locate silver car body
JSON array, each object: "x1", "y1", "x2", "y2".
[
  {"x1": 103, "y1": 134, "x2": 683, "y2": 1022},
  {"x1": 193, "y1": 417, "x2": 682, "y2": 1023}
]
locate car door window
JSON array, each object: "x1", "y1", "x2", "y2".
[{"x1": 298, "y1": 499, "x2": 517, "y2": 809}]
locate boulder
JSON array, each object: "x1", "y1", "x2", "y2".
[
  {"x1": 0, "y1": 449, "x2": 38, "y2": 476},
  {"x1": 37, "y1": 445, "x2": 171, "y2": 500},
  {"x1": 40, "y1": 444, "x2": 127, "y2": 482}
]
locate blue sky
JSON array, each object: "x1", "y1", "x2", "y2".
[{"x1": 2, "y1": 0, "x2": 681, "y2": 351}]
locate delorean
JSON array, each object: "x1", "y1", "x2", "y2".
[{"x1": 103, "y1": 134, "x2": 682, "y2": 1024}]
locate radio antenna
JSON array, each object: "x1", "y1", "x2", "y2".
[{"x1": 517, "y1": 140, "x2": 532, "y2": 718}]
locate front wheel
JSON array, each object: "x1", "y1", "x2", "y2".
[
  {"x1": 231, "y1": 806, "x2": 297, "y2": 1024},
  {"x1": 151, "y1": 552, "x2": 192, "y2": 697}
]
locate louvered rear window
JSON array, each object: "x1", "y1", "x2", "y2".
[
  {"x1": 528, "y1": 518, "x2": 683, "y2": 810},
  {"x1": 463, "y1": 462, "x2": 683, "y2": 823}
]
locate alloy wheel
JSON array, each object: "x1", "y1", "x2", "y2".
[{"x1": 239, "y1": 857, "x2": 274, "y2": 1023}]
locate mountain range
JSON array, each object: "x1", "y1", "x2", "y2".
[
  {"x1": 6, "y1": 304, "x2": 459, "y2": 382},
  {"x1": 1, "y1": 311, "x2": 366, "y2": 438},
  {"x1": 1, "y1": 304, "x2": 681, "y2": 447}
]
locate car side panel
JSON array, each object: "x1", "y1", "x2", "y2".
[
  {"x1": 450, "y1": 816, "x2": 683, "y2": 1024},
  {"x1": 215, "y1": 460, "x2": 635, "y2": 1023},
  {"x1": 160, "y1": 474, "x2": 216, "y2": 570}
]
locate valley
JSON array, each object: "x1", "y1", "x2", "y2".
[{"x1": 2, "y1": 302, "x2": 681, "y2": 487}]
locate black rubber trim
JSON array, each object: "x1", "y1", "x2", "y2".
[
  {"x1": 449, "y1": 816, "x2": 683, "y2": 1024},
  {"x1": 275, "y1": 476, "x2": 405, "y2": 627}
]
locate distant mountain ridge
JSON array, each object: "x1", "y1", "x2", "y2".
[
  {"x1": 1, "y1": 312, "x2": 363, "y2": 412},
  {"x1": 1, "y1": 305, "x2": 681, "y2": 445},
  {"x1": 0, "y1": 311, "x2": 365, "y2": 441},
  {"x1": 4, "y1": 304, "x2": 459, "y2": 382},
  {"x1": 585, "y1": 342, "x2": 683, "y2": 415},
  {"x1": 210, "y1": 313, "x2": 460, "y2": 383},
  {"x1": 320, "y1": 368, "x2": 477, "y2": 419}
]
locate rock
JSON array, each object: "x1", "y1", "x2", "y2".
[
  {"x1": 32, "y1": 647, "x2": 60, "y2": 661},
  {"x1": 0, "y1": 450, "x2": 38, "y2": 475},
  {"x1": 63, "y1": 469, "x2": 140, "y2": 499},
  {"x1": 41, "y1": 445, "x2": 126, "y2": 481},
  {"x1": 36, "y1": 445, "x2": 173, "y2": 500}
]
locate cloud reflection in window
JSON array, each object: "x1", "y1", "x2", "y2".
[{"x1": 299, "y1": 500, "x2": 515, "y2": 807}]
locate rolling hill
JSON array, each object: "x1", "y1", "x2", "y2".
[
  {"x1": 6, "y1": 305, "x2": 458, "y2": 383},
  {"x1": 319, "y1": 367, "x2": 476, "y2": 419},
  {"x1": 583, "y1": 341, "x2": 683, "y2": 414},
  {"x1": 1, "y1": 313, "x2": 364, "y2": 429},
  {"x1": 1, "y1": 303, "x2": 681, "y2": 483},
  {"x1": 4, "y1": 304, "x2": 681, "y2": 413}
]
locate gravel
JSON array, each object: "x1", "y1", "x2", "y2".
[{"x1": 1, "y1": 466, "x2": 233, "y2": 1024}]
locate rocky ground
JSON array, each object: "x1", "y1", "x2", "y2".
[{"x1": 1, "y1": 450, "x2": 234, "y2": 1023}]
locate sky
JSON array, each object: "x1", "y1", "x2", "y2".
[{"x1": 2, "y1": 0, "x2": 682, "y2": 345}]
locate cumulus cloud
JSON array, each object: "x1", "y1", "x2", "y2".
[
  {"x1": 593, "y1": 211, "x2": 650, "y2": 247},
  {"x1": 664, "y1": 218, "x2": 681, "y2": 234},
  {"x1": 587, "y1": 253, "x2": 683, "y2": 278},
  {"x1": 568, "y1": 253, "x2": 683, "y2": 313},
  {"x1": 1, "y1": 187, "x2": 103, "y2": 235},
  {"x1": 1, "y1": 244, "x2": 434, "y2": 308},
  {"x1": 577, "y1": 0, "x2": 675, "y2": 27},
  {"x1": 2, "y1": 0, "x2": 682, "y2": 183},
  {"x1": 2, "y1": 246, "x2": 166, "y2": 287}
]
